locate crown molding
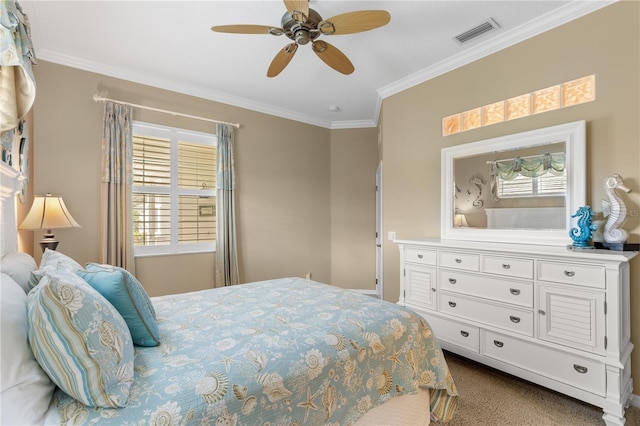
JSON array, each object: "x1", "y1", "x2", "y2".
[
  {"x1": 377, "y1": 0, "x2": 615, "y2": 101},
  {"x1": 28, "y1": 1, "x2": 615, "y2": 131},
  {"x1": 34, "y1": 49, "x2": 333, "y2": 129}
]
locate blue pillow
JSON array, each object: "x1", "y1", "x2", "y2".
[
  {"x1": 27, "y1": 270, "x2": 134, "y2": 408},
  {"x1": 78, "y1": 264, "x2": 160, "y2": 347}
]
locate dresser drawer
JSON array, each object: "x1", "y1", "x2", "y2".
[
  {"x1": 439, "y1": 292, "x2": 533, "y2": 336},
  {"x1": 483, "y1": 330, "x2": 606, "y2": 396},
  {"x1": 424, "y1": 314, "x2": 479, "y2": 353},
  {"x1": 439, "y1": 270, "x2": 533, "y2": 308},
  {"x1": 538, "y1": 261, "x2": 605, "y2": 289},
  {"x1": 405, "y1": 247, "x2": 437, "y2": 265},
  {"x1": 439, "y1": 252, "x2": 479, "y2": 271},
  {"x1": 481, "y1": 256, "x2": 533, "y2": 280}
]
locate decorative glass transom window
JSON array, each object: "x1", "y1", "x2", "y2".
[
  {"x1": 132, "y1": 122, "x2": 216, "y2": 256},
  {"x1": 491, "y1": 152, "x2": 566, "y2": 199}
]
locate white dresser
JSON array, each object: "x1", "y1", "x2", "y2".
[{"x1": 396, "y1": 238, "x2": 637, "y2": 426}]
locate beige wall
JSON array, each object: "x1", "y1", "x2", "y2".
[
  {"x1": 330, "y1": 128, "x2": 379, "y2": 290},
  {"x1": 380, "y1": 0, "x2": 639, "y2": 388},
  {"x1": 31, "y1": 61, "x2": 377, "y2": 296}
]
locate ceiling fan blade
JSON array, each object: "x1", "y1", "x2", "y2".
[
  {"x1": 312, "y1": 40, "x2": 354, "y2": 75},
  {"x1": 267, "y1": 43, "x2": 298, "y2": 77},
  {"x1": 211, "y1": 24, "x2": 283, "y2": 35},
  {"x1": 320, "y1": 10, "x2": 391, "y2": 35},
  {"x1": 283, "y1": 0, "x2": 309, "y2": 22}
]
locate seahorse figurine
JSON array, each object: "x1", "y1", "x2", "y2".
[
  {"x1": 602, "y1": 173, "x2": 631, "y2": 244},
  {"x1": 466, "y1": 176, "x2": 485, "y2": 208},
  {"x1": 570, "y1": 206, "x2": 597, "y2": 248}
]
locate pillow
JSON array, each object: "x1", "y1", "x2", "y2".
[
  {"x1": 29, "y1": 249, "x2": 83, "y2": 290},
  {"x1": 0, "y1": 252, "x2": 37, "y2": 293},
  {"x1": 27, "y1": 270, "x2": 134, "y2": 408},
  {"x1": 40, "y1": 248, "x2": 83, "y2": 270},
  {"x1": 0, "y1": 273, "x2": 55, "y2": 425},
  {"x1": 79, "y1": 263, "x2": 160, "y2": 347}
]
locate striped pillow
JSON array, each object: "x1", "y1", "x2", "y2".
[
  {"x1": 79, "y1": 264, "x2": 160, "y2": 347},
  {"x1": 27, "y1": 270, "x2": 134, "y2": 408}
]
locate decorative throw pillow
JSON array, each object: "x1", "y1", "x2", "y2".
[
  {"x1": 0, "y1": 252, "x2": 38, "y2": 293},
  {"x1": 29, "y1": 249, "x2": 83, "y2": 290},
  {"x1": 40, "y1": 248, "x2": 83, "y2": 270},
  {"x1": 27, "y1": 270, "x2": 134, "y2": 408},
  {"x1": 79, "y1": 263, "x2": 160, "y2": 347},
  {"x1": 1, "y1": 273, "x2": 55, "y2": 425}
]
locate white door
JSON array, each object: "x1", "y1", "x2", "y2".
[{"x1": 376, "y1": 162, "x2": 383, "y2": 299}]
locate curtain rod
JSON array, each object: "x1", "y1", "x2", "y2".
[
  {"x1": 92, "y1": 95, "x2": 240, "y2": 128},
  {"x1": 486, "y1": 151, "x2": 563, "y2": 165}
]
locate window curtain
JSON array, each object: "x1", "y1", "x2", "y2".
[
  {"x1": 0, "y1": 0, "x2": 36, "y2": 134},
  {"x1": 216, "y1": 123, "x2": 239, "y2": 286},
  {"x1": 490, "y1": 152, "x2": 565, "y2": 197},
  {"x1": 100, "y1": 101, "x2": 135, "y2": 272}
]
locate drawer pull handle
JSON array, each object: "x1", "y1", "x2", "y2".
[
  {"x1": 448, "y1": 301, "x2": 457, "y2": 308},
  {"x1": 494, "y1": 340, "x2": 504, "y2": 348},
  {"x1": 564, "y1": 270, "x2": 576, "y2": 277},
  {"x1": 417, "y1": 254, "x2": 423, "y2": 259},
  {"x1": 538, "y1": 309, "x2": 546, "y2": 316},
  {"x1": 448, "y1": 278, "x2": 457, "y2": 284},
  {"x1": 460, "y1": 331, "x2": 469, "y2": 338},
  {"x1": 509, "y1": 288, "x2": 521, "y2": 296},
  {"x1": 509, "y1": 316, "x2": 521, "y2": 323},
  {"x1": 573, "y1": 364, "x2": 588, "y2": 374},
  {"x1": 455, "y1": 258, "x2": 462, "y2": 263},
  {"x1": 502, "y1": 263, "x2": 511, "y2": 270}
]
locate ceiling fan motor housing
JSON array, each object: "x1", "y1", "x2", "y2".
[{"x1": 281, "y1": 8, "x2": 323, "y2": 45}]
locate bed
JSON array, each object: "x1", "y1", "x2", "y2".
[{"x1": 0, "y1": 162, "x2": 458, "y2": 425}]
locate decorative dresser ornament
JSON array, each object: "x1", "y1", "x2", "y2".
[
  {"x1": 602, "y1": 173, "x2": 631, "y2": 244},
  {"x1": 569, "y1": 205, "x2": 597, "y2": 249}
]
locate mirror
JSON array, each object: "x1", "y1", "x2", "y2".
[{"x1": 441, "y1": 120, "x2": 586, "y2": 246}]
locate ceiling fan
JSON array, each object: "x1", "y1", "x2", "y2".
[{"x1": 211, "y1": 0, "x2": 391, "y2": 77}]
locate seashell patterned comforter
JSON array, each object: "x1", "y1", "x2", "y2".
[{"x1": 53, "y1": 278, "x2": 458, "y2": 425}]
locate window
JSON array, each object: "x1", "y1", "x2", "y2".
[
  {"x1": 132, "y1": 122, "x2": 216, "y2": 256},
  {"x1": 495, "y1": 172, "x2": 566, "y2": 198}
]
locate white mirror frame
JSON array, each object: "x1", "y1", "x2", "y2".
[{"x1": 441, "y1": 120, "x2": 586, "y2": 246}]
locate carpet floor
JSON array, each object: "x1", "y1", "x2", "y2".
[{"x1": 443, "y1": 351, "x2": 640, "y2": 425}]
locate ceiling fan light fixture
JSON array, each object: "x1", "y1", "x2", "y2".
[{"x1": 294, "y1": 29, "x2": 310, "y2": 44}]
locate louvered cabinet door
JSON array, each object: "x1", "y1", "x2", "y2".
[
  {"x1": 404, "y1": 263, "x2": 437, "y2": 311},
  {"x1": 537, "y1": 284, "x2": 606, "y2": 355}
]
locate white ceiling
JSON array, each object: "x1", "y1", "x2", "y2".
[{"x1": 20, "y1": 1, "x2": 612, "y2": 129}]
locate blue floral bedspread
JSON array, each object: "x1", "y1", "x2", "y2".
[{"x1": 54, "y1": 278, "x2": 458, "y2": 425}]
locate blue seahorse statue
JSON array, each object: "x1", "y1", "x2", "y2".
[{"x1": 570, "y1": 206, "x2": 598, "y2": 248}]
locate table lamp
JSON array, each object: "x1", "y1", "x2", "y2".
[{"x1": 19, "y1": 193, "x2": 81, "y2": 251}]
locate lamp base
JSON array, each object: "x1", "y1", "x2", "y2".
[{"x1": 39, "y1": 232, "x2": 59, "y2": 252}]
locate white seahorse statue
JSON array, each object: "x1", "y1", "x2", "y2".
[{"x1": 602, "y1": 173, "x2": 631, "y2": 244}]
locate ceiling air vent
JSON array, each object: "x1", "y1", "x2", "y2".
[{"x1": 454, "y1": 18, "x2": 500, "y2": 44}]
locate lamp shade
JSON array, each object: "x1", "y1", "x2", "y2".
[
  {"x1": 19, "y1": 194, "x2": 80, "y2": 230},
  {"x1": 454, "y1": 213, "x2": 469, "y2": 228},
  {"x1": 19, "y1": 194, "x2": 80, "y2": 251}
]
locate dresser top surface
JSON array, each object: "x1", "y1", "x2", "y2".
[{"x1": 395, "y1": 238, "x2": 638, "y2": 263}]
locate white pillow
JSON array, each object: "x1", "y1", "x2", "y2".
[
  {"x1": 0, "y1": 273, "x2": 56, "y2": 425},
  {"x1": 0, "y1": 252, "x2": 38, "y2": 293}
]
